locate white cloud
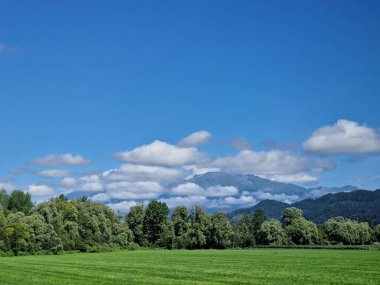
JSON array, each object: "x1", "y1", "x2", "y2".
[
  {"x1": 159, "y1": 195, "x2": 207, "y2": 208},
  {"x1": 90, "y1": 193, "x2": 110, "y2": 202},
  {"x1": 107, "y1": 200, "x2": 141, "y2": 213},
  {"x1": 177, "y1": 130, "x2": 212, "y2": 147},
  {"x1": 26, "y1": 184, "x2": 54, "y2": 196},
  {"x1": 212, "y1": 149, "x2": 334, "y2": 175},
  {"x1": 254, "y1": 191, "x2": 299, "y2": 204},
  {"x1": 103, "y1": 163, "x2": 186, "y2": 183},
  {"x1": 114, "y1": 140, "x2": 209, "y2": 166},
  {"x1": 105, "y1": 181, "x2": 164, "y2": 200},
  {"x1": 263, "y1": 173, "x2": 318, "y2": 184},
  {"x1": 79, "y1": 175, "x2": 103, "y2": 192},
  {"x1": 303, "y1": 119, "x2": 380, "y2": 155},
  {"x1": 38, "y1": 169, "x2": 70, "y2": 178},
  {"x1": 31, "y1": 153, "x2": 91, "y2": 166},
  {"x1": 61, "y1": 177, "x2": 77, "y2": 187},
  {"x1": 183, "y1": 165, "x2": 220, "y2": 179},
  {"x1": 223, "y1": 195, "x2": 256, "y2": 205},
  {"x1": 171, "y1": 183, "x2": 238, "y2": 197}
]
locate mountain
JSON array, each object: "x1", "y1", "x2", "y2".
[
  {"x1": 189, "y1": 172, "x2": 307, "y2": 196},
  {"x1": 228, "y1": 189, "x2": 380, "y2": 225}
]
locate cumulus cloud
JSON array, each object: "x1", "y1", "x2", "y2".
[
  {"x1": 105, "y1": 181, "x2": 164, "y2": 200},
  {"x1": 61, "y1": 177, "x2": 78, "y2": 187},
  {"x1": 114, "y1": 140, "x2": 209, "y2": 166},
  {"x1": 253, "y1": 191, "x2": 299, "y2": 204},
  {"x1": 103, "y1": 164, "x2": 186, "y2": 184},
  {"x1": 264, "y1": 173, "x2": 318, "y2": 184},
  {"x1": 26, "y1": 184, "x2": 54, "y2": 196},
  {"x1": 79, "y1": 175, "x2": 103, "y2": 192},
  {"x1": 107, "y1": 200, "x2": 141, "y2": 213},
  {"x1": 177, "y1": 130, "x2": 212, "y2": 147},
  {"x1": 212, "y1": 149, "x2": 334, "y2": 175},
  {"x1": 171, "y1": 183, "x2": 238, "y2": 197},
  {"x1": 31, "y1": 153, "x2": 91, "y2": 166},
  {"x1": 159, "y1": 195, "x2": 208, "y2": 208},
  {"x1": 90, "y1": 193, "x2": 110, "y2": 202},
  {"x1": 38, "y1": 169, "x2": 70, "y2": 178},
  {"x1": 183, "y1": 165, "x2": 220, "y2": 179},
  {"x1": 303, "y1": 119, "x2": 380, "y2": 155},
  {"x1": 223, "y1": 195, "x2": 256, "y2": 206}
]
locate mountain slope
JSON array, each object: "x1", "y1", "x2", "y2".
[
  {"x1": 229, "y1": 189, "x2": 380, "y2": 225},
  {"x1": 189, "y1": 172, "x2": 307, "y2": 195}
]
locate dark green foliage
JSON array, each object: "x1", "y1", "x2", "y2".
[
  {"x1": 229, "y1": 190, "x2": 380, "y2": 225},
  {"x1": 209, "y1": 211, "x2": 234, "y2": 249},
  {"x1": 0, "y1": 191, "x2": 134, "y2": 255},
  {"x1": 171, "y1": 206, "x2": 191, "y2": 248},
  {"x1": 7, "y1": 190, "x2": 33, "y2": 215},
  {"x1": 233, "y1": 213, "x2": 255, "y2": 247},
  {"x1": 259, "y1": 219, "x2": 288, "y2": 246},
  {"x1": 323, "y1": 217, "x2": 372, "y2": 245},
  {"x1": 0, "y1": 189, "x2": 379, "y2": 255},
  {"x1": 143, "y1": 200, "x2": 170, "y2": 246},
  {"x1": 188, "y1": 206, "x2": 212, "y2": 249},
  {"x1": 0, "y1": 189, "x2": 9, "y2": 210},
  {"x1": 252, "y1": 209, "x2": 267, "y2": 244},
  {"x1": 125, "y1": 204, "x2": 145, "y2": 246}
]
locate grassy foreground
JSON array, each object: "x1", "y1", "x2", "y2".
[{"x1": 0, "y1": 249, "x2": 379, "y2": 285}]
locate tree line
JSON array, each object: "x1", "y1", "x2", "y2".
[{"x1": 0, "y1": 189, "x2": 379, "y2": 256}]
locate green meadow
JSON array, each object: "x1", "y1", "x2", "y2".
[{"x1": 0, "y1": 249, "x2": 379, "y2": 285}]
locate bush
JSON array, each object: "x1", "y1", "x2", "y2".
[{"x1": 127, "y1": 242, "x2": 139, "y2": 251}]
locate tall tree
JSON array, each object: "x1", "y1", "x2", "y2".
[
  {"x1": 0, "y1": 189, "x2": 9, "y2": 210},
  {"x1": 171, "y1": 206, "x2": 191, "y2": 248},
  {"x1": 189, "y1": 206, "x2": 211, "y2": 249},
  {"x1": 125, "y1": 204, "x2": 145, "y2": 246},
  {"x1": 259, "y1": 219, "x2": 288, "y2": 246},
  {"x1": 7, "y1": 190, "x2": 33, "y2": 215},
  {"x1": 143, "y1": 201, "x2": 169, "y2": 246},
  {"x1": 234, "y1": 213, "x2": 255, "y2": 248},
  {"x1": 210, "y1": 211, "x2": 234, "y2": 249},
  {"x1": 281, "y1": 207, "x2": 303, "y2": 226},
  {"x1": 252, "y1": 209, "x2": 267, "y2": 244}
]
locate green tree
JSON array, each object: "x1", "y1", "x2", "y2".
[
  {"x1": 323, "y1": 216, "x2": 372, "y2": 245},
  {"x1": 0, "y1": 189, "x2": 9, "y2": 210},
  {"x1": 281, "y1": 207, "x2": 303, "y2": 226},
  {"x1": 7, "y1": 190, "x2": 33, "y2": 215},
  {"x1": 0, "y1": 207, "x2": 7, "y2": 251},
  {"x1": 252, "y1": 209, "x2": 266, "y2": 244},
  {"x1": 171, "y1": 206, "x2": 191, "y2": 248},
  {"x1": 374, "y1": 225, "x2": 380, "y2": 242},
  {"x1": 143, "y1": 201, "x2": 169, "y2": 246},
  {"x1": 189, "y1": 206, "x2": 211, "y2": 249},
  {"x1": 210, "y1": 211, "x2": 234, "y2": 249},
  {"x1": 156, "y1": 220, "x2": 175, "y2": 249},
  {"x1": 234, "y1": 213, "x2": 255, "y2": 248},
  {"x1": 125, "y1": 204, "x2": 145, "y2": 246},
  {"x1": 259, "y1": 219, "x2": 288, "y2": 246},
  {"x1": 285, "y1": 218, "x2": 319, "y2": 245},
  {"x1": 5, "y1": 212, "x2": 31, "y2": 255}
]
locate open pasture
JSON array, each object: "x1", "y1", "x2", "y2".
[{"x1": 0, "y1": 249, "x2": 379, "y2": 284}]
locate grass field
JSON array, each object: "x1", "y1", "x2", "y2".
[{"x1": 0, "y1": 249, "x2": 379, "y2": 285}]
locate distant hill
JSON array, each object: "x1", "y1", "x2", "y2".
[
  {"x1": 229, "y1": 189, "x2": 380, "y2": 225},
  {"x1": 189, "y1": 172, "x2": 307, "y2": 196}
]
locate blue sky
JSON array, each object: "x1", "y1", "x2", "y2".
[{"x1": 0, "y1": 1, "x2": 379, "y2": 210}]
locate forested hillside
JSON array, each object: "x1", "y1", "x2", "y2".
[{"x1": 229, "y1": 190, "x2": 380, "y2": 225}]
